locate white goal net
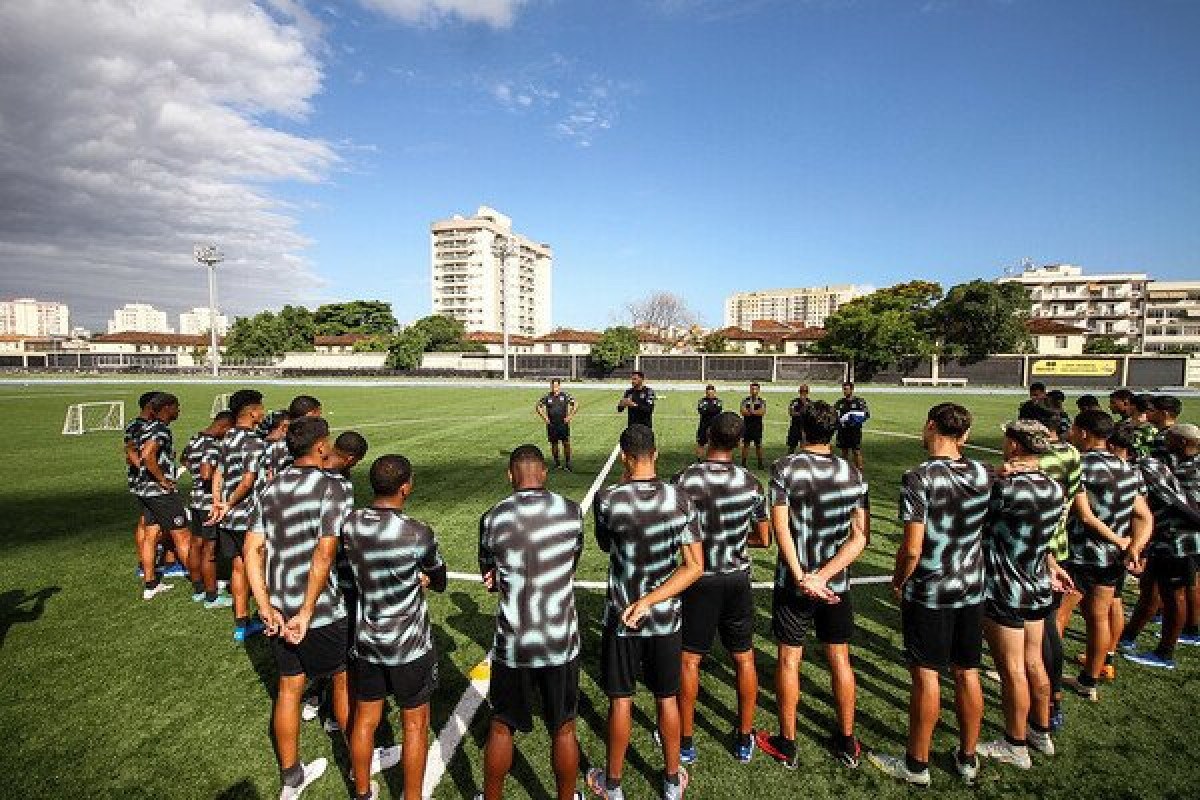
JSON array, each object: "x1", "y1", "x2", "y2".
[
  {"x1": 210, "y1": 393, "x2": 231, "y2": 417},
  {"x1": 62, "y1": 401, "x2": 125, "y2": 435}
]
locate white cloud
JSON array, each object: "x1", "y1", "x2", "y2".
[
  {"x1": 0, "y1": 1, "x2": 338, "y2": 326},
  {"x1": 358, "y1": 0, "x2": 528, "y2": 28}
]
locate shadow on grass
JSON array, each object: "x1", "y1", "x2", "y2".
[
  {"x1": 0, "y1": 586, "x2": 60, "y2": 650},
  {"x1": 214, "y1": 778, "x2": 267, "y2": 799}
]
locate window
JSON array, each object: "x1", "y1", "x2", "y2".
[{"x1": 1055, "y1": 336, "x2": 1069, "y2": 349}]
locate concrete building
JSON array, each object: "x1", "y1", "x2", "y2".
[
  {"x1": 724, "y1": 285, "x2": 866, "y2": 329},
  {"x1": 178, "y1": 307, "x2": 229, "y2": 337},
  {"x1": 107, "y1": 303, "x2": 172, "y2": 334},
  {"x1": 998, "y1": 264, "x2": 1148, "y2": 350},
  {"x1": 1026, "y1": 318, "x2": 1088, "y2": 356},
  {"x1": 431, "y1": 206, "x2": 553, "y2": 337},
  {"x1": 0, "y1": 297, "x2": 70, "y2": 337},
  {"x1": 534, "y1": 328, "x2": 601, "y2": 355},
  {"x1": 1143, "y1": 281, "x2": 1200, "y2": 354}
]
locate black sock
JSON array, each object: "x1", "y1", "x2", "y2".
[
  {"x1": 193, "y1": 580, "x2": 204, "y2": 593},
  {"x1": 664, "y1": 772, "x2": 680, "y2": 787},
  {"x1": 205, "y1": 590, "x2": 218, "y2": 602},
  {"x1": 1078, "y1": 673, "x2": 1097, "y2": 688},
  {"x1": 835, "y1": 732, "x2": 856, "y2": 749},
  {"x1": 144, "y1": 579, "x2": 158, "y2": 590},
  {"x1": 771, "y1": 734, "x2": 796, "y2": 757},
  {"x1": 1155, "y1": 646, "x2": 1175, "y2": 660},
  {"x1": 905, "y1": 754, "x2": 928, "y2": 773},
  {"x1": 605, "y1": 775, "x2": 621, "y2": 791},
  {"x1": 680, "y1": 735, "x2": 694, "y2": 750},
  {"x1": 956, "y1": 749, "x2": 977, "y2": 768},
  {"x1": 735, "y1": 731, "x2": 751, "y2": 748},
  {"x1": 1104, "y1": 652, "x2": 1114, "y2": 666},
  {"x1": 236, "y1": 615, "x2": 249, "y2": 628},
  {"x1": 1030, "y1": 720, "x2": 1051, "y2": 734},
  {"x1": 281, "y1": 763, "x2": 305, "y2": 788},
  {"x1": 1183, "y1": 625, "x2": 1199, "y2": 636},
  {"x1": 1005, "y1": 734, "x2": 1027, "y2": 748}
]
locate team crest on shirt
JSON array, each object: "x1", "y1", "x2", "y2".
[{"x1": 174, "y1": 516, "x2": 185, "y2": 527}]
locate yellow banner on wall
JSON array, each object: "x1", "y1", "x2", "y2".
[{"x1": 1031, "y1": 359, "x2": 1118, "y2": 377}]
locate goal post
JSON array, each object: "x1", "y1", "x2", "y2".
[
  {"x1": 62, "y1": 401, "x2": 125, "y2": 436},
  {"x1": 210, "y1": 393, "x2": 231, "y2": 417}
]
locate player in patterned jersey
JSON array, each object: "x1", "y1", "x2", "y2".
[
  {"x1": 756, "y1": 400, "x2": 868, "y2": 770},
  {"x1": 869, "y1": 403, "x2": 993, "y2": 787},
  {"x1": 1146, "y1": 394, "x2": 1182, "y2": 458},
  {"x1": 125, "y1": 391, "x2": 162, "y2": 579},
  {"x1": 209, "y1": 389, "x2": 268, "y2": 642},
  {"x1": 833, "y1": 382, "x2": 869, "y2": 470},
  {"x1": 1108, "y1": 388, "x2": 1136, "y2": 421},
  {"x1": 739, "y1": 383, "x2": 767, "y2": 470},
  {"x1": 244, "y1": 416, "x2": 354, "y2": 800},
  {"x1": 261, "y1": 411, "x2": 291, "y2": 482},
  {"x1": 1128, "y1": 394, "x2": 1159, "y2": 458},
  {"x1": 616, "y1": 371, "x2": 655, "y2": 429},
  {"x1": 1046, "y1": 390, "x2": 1071, "y2": 439},
  {"x1": 694, "y1": 385, "x2": 722, "y2": 460},
  {"x1": 537, "y1": 379, "x2": 578, "y2": 471},
  {"x1": 976, "y1": 421, "x2": 1067, "y2": 769},
  {"x1": 587, "y1": 424, "x2": 703, "y2": 800},
  {"x1": 342, "y1": 454, "x2": 447, "y2": 800},
  {"x1": 181, "y1": 410, "x2": 235, "y2": 607},
  {"x1": 478, "y1": 445, "x2": 585, "y2": 800},
  {"x1": 785, "y1": 384, "x2": 811, "y2": 454},
  {"x1": 1059, "y1": 410, "x2": 1153, "y2": 702},
  {"x1": 672, "y1": 412, "x2": 770, "y2": 765},
  {"x1": 134, "y1": 393, "x2": 195, "y2": 601}
]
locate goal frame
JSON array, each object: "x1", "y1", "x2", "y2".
[
  {"x1": 210, "y1": 393, "x2": 231, "y2": 417},
  {"x1": 62, "y1": 401, "x2": 125, "y2": 436}
]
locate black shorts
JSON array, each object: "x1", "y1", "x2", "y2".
[
  {"x1": 742, "y1": 420, "x2": 763, "y2": 446},
  {"x1": 696, "y1": 423, "x2": 712, "y2": 447},
  {"x1": 902, "y1": 601, "x2": 983, "y2": 671},
  {"x1": 786, "y1": 425, "x2": 804, "y2": 450},
  {"x1": 835, "y1": 427, "x2": 863, "y2": 451},
  {"x1": 772, "y1": 587, "x2": 854, "y2": 646},
  {"x1": 138, "y1": 493, "x2": 188, "y2": 531},
  {"x1": 489, "y1": 658, "x2": 579, "y2": 733},
  {"x1": 190, "y1": 509, "x2": 218, "y2": 541},
  {"x1": 219, "y1": 528, "x2": 246, "y2": 560},
  {"x1": 353, "y1": 648, "x2": 438, "y2": 708},
  {"x1": 600, "y1": 626, "x2": 682, "y2": 699},
  {"x1": 1067, "y1": 562, "x2": 1125, "y2": 593},
  {"x1": 546, "y1": 421, "x2": 570, "y2": 443},
  {"x1": 272, "y1": 617, "x2": 349, "y2": 679},
  {"x1": 1148, "y1": 554, "x2": 1197, "y2": 593},
  {"x1": 983, "y1": 598, "x2": 1052, "y2": 630},
  {"x1": 681, "y1": 571, "x2": 755, "y2": 655}
]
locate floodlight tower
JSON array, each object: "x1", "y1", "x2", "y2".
[
  {"x1": 491, "y1": 235, "x2": 519, "y2": 381},
  {"x1": 193, "y1": 244, "x2": 224, "y2": 378}
]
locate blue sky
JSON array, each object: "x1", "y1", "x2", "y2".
[{"x1": 3, "y1": 1, "x2": 1198, "y2": 328}]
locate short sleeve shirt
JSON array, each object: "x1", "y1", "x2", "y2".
[
  {"x1": 133, "y1": 421, "x2": 176, "y2": 498},
  {"x1": 899, "y1": 457, "x2": 994, "y2": 609},
  {"x1": 262, "y1": 439, "x2": 292, "y2": 481},
  {"x1": 769, "y1": 452, "x2": 868, "y2": 594},
  {"x1": 124, "y1": 417, "x2": 151, "y2": 492},
  {"x1": 984, "y1": 471, "x2": 1063, "y2": 613},
  {"x1": 218, "y1": 427, "x2": 267, "y2": 532},
  {"x1": 1141, "y1": 455, "x2": 1200, "y2": 558},
  {"x1": 250, "y1": 465, "x2": 351, "y2": 629},
  {"x1": 594, "y1": 480, "x2": 699, "y2": 637},
  {"x1": 619, "y1": 387, "x2": 656, "y2": 428},
  {"x1": 696, "y1": 397, "x2": 723, "y2": 426},
  {"x1": 538, "y1": 392, "x2": 575, "y2": 424},
  {"x1": 1067, "y1": 450, "x2": 1146, "y2": 567},
  {"x1": 1037, "y1": 441, "x2": 1082, "y2": 561},
  {"x1": 341, "y1": 507, "x2": 445, "y2": 665},
  {"x1": 181, "y1": 432, "x2": 221, "y2": 511},
  {"x1": 672, "y1": 461, "x2": 768, "y2": 576},
  {"x1": 787, "y1": 398, "x2": 810, "y2": 427},
  {"x1": 479, "y1": 489, "x2": 584, "y2": 668},
  {"x1": 833, "y1": 396, "x2": 869, "y2": 428},
  {"x1": 740, "y1": 396, "x2": 766, "y2": 420}
]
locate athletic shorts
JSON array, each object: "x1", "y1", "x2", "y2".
[
  {"x1": 835, "y1": 427, "x2": 863, "y2": 451},
  {"x1": 353, "y1": 648, "x2": 438, "y2": 708},
  {"x1": 1148, "y1": 554, "x2": 1197, "y2": 593},
  {"x1": 189, "y1": 509, "x2": 218, "y2": 541},
  {"x1": 901, "y1": 601, "x2": 983, "y2": 671},
  {"x1": 600, "y1": 625, "x2": 682, "y2": 699},
  {"x1": 772, "y1": 587, "x2": 854, "y2": 646},
  {"x1": 742, "y1": 419, "x2": 763, "y2": 446},
  {"x1": 489, "y1": 658, "x2": 579, "y2": 733},
  {"x1": 218, "y1": 528, "x2": 246, "y2": 560},
  {"x1": 786, "y1": 425, "x2": 804, "y2": 451},
  {"x1": 138, "y1": 493, "x2": 188, "y2": 531},
  {"x1": 983, "y1": 598, "x2": 1053, "y2": 630},
  {"x1": 696, "y1": 422, "x2": 713, "y2": 447},
  {"x1": 546, "y1": 421, "x2": 570, "y2": 443},
  {"x1": 1067, "y1": 562, "x2": 1125, "y2": 593},
  {"x1": 681, "y1": 571, "x2": 755, "y2": 655},
  {"x1": 272, "y1": 617, "x2": 349, "y2": 679}
]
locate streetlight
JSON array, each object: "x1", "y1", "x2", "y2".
[
  {"x1": 491, "y1": 235, "x2": 518, "y2": 381},
  {"x1": 194, "y1": 244, "x2": 224, "y2": 378}
]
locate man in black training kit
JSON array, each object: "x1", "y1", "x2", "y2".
[
  {"x1": 244, "y1": 416, "x2": 354, "y2": 800},
  {"x1": 617, "y1": 370, "x2": 655, "y2": 429},
  {"x1": 342, "y1": 454, "x2": 447, "y2": 800},
  {"x1": 758, "y1": 400, "x2": 869, "y2": 770},
  {"x1": 125, "y1": 391, "x2": 163, "y2": 580},
  {"x1": 786, "y1": 384, "x2": 811, "y2": 454},
  {"x1": 694, "y1": 384, "x2": 722, "y2": 460},
  {"x1": 134, "y1": 392, "x2": 196, "y2": 601},
  {"x1": 182, "y1": 410, "x2": 235, "y2": 607},
  {"x1": 833, "y1": 381, "x2": 869, "y2": 470},
  {"x1": 479, "y1": 445, "x2": 585, "y2": 800},
  {"x1": 673, "y1": 412, "x2": 770, "y2": 765},
  {"x1": 740, "y1": 382, "x2": 767, "y2": 470},
  {"x1": 588, "y1": 424, "x2": 704, "y2": 800},
  {"x1": 537, "y1": 379, "x2": 578, "y2": 471},
  {"x1": 1019, "y1": 382, "x2": 1049, "y2": 419}
]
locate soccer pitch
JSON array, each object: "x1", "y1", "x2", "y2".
[{"x1": 1, "y1": 381, "x2": 1197, "y2": 799}]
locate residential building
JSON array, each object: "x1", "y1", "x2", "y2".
[
  {"x1": 314, "y1": 334, "x2": 370, "y2": 354},
  {"x1": 998, "y1": 264, "x2": 1147, "y2": 350},
  {"x1": 707, "y1": 321, "x2": 826, "y2": 355},
  {"x1": 1026, "y1": 318, "x2": 1088, "y2": 356},
  {"x1": 107, "y1": 303, "x2": 172, "y2": 334},
  {"x1": 0, "y1": 297, "x2": 69, "y2": 337},
  {"x1": 534, "y1": 328, "x2": 600, "y2": 355},
  {"x1": 723, "y1": 285, "x2": 866, "y2": 329},
  {"x1": 431, "y1": 206, "x2": 553, "y2": 337},
  {"x1": 465, "y1": 331, "x2": 536, "y2": 355},
  {"x1": 1143, "y1": 281, "x2": 1200, "y2": 353},
  {"x1": 178, "y1": 307, "x2": 229, "y2": 337}
]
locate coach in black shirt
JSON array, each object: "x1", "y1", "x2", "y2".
[{"x1": 617, "y1": 370, "x2": 655, "y2": 429}]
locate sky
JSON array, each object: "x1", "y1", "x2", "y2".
[{"x1": 1, "y1": 0, "x2": 1198, "y2": 330}]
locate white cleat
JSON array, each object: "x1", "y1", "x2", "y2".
[
  {"x1": 300, "y1": 697, "x2": 319, "y2": 722},
  {"x1": 1028, "y1": 729, "x2": 1055, "y2": 756},
  {"x1": 142, "y1": 582, "x2": 175, "y2": 601},
  {"x1": 978, "y1": 739, "x2": 1032, "y2": 769},
  {"x1": 279, "y1": 758, "x2": 327, "y2": 800}
]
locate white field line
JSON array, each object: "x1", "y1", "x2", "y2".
[
  {"x1": 421, "y1": 655, "x2": 491, "y2": 799},
  {"x1": 581, "y1": 441, "x2": 623, "y2": 514}
]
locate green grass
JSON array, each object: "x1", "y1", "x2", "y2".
[{"x1": 1, "y1": 381, "x2": 1197, "y2": 799}]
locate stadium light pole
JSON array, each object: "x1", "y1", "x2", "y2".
[
  {"x1": 492, "y1": 235, "x2": 518, "y2": 381},
  {"x1": 194, "y1": 244, "x2": 224, "y2": 378}
]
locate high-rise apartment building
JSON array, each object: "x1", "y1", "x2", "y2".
[
  {"x1": 107, "y1": 303, "x2": 172, "y2": 334},
  {"x1": 430, "y1": 206, "x2": 552, "y2": 336},
  {"x1": 0, "y1": 297, "x2": 70, "y2": 337},
  {"x1": 998, "y1": 264, "x2": 1148, "y2": 350},
  {"x1": 1143, "y1": 281, "x2": 1200, "y2": 353},
  {"x1": 724, "y1": 285, "x2": 866, "y2": 329},
  {"x1": 178, "y1": 307, "x2": 229, "y2": 336}
]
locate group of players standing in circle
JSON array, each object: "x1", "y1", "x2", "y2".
[{"x1": 118, "y1": 376, "x2": 1198, "y2": 799}]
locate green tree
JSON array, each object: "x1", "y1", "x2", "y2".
[
  {"x1": 932, "y1": 280, "x2": 1032, "y2": 363},
  {"x1": 591, "y1": 326, "x2": 641, "y2": 371},
  {"x1": 352, "y1": 334, "x2": 393, "y2": 353},
  {"x1": 1083, "y1": 335, "x2": 1135, "y2": 354},
  {"x1": 409, "y1": 315, "x2": 473, "y2": 352},
  {"x1": 385, "y1": 329, "x2": 429, "y2": 370},
  {"x1": 700, "y1": 332, "x2": 728, "y2": 353},
  {"x1": 223, "y1": 306, "x2": 315, "y2": 359},
  {"x1": 313, "y1": 301, "x2": 397, "y2": 336},
  {"x1": 818, "y1": 281, "x2": 942, "y2": 378}
]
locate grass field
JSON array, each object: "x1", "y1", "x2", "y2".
[{"x1": 1, "y1": 381, "x2": 1198, "y2": 799}]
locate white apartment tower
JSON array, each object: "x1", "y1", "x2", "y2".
[
  {"x1": 998, "y1": 264, "x2": 1148, "y2": 350},
  {"x1": 430, "y1": 206, "x2": 553, "y2": 336},
  {"x1": 107, "y1": 303, "x2": 172, "y2": 334},
  {"x1": 1143, "y1": 281, "x2": 1200, "y2": 354},
  {"x1": 724, "y1": 285, "x2": 866, "y2": 329},
  {"x1": 0, "y1": 297, "x2": 70, "y2": 337},
  {"x1": 179, "y1": 307, "x2": 229, "y2": 336}
]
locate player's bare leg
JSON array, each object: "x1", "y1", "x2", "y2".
[
  {"x1": 603, "y1": 697, "x2": 633, "y2": 785},
  {"x1": 827, "y1": 643, "x2": 856, "y2": 738},
  {"x1": 551, "y1": 720, "x2": 579, "y2": 800},
  {"x1": 351, "y1": 699, "x2": 384, "y2": 797},
  {"x1": 400, "y1": 702, "x2": 429, "y2": 800},
  {"x1": 656, "y1": 694, "x2": 683, "y2": 778},
  {"x1": 563, "y1": 441, "x2": 573, "y2": 471},
  {"x1": 483, "y1": 719, "x2": 514, "y2": 800},
  {"x1": 754, "y1": 444, "x2": 765, "y2": 470},
  {"x1": 679, "y1": 652, "x2": 703, "y2": 744},
  {"x1": 550, "y1": 441, "x2": 561, "y2": 468},
  {"x1": 775, "y1": 644, "x2": 803, "y2": 740}
]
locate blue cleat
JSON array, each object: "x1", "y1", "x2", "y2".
[
  {"x1": 233, "y1": 618, "x2": 266, "y2": 642},
  {"x1": 732, "y1": 731, "x2": 754, "y2": 764},
  {"x1": 1117, "y1": 638, "x2": 1137, "y2": 654},
  {"x1": 1124, "y1": 650, "x2": 1177, "y2": 670},
  {"x1": 1177, "y1": 633, "x2": 1200, "y2": 647}
]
